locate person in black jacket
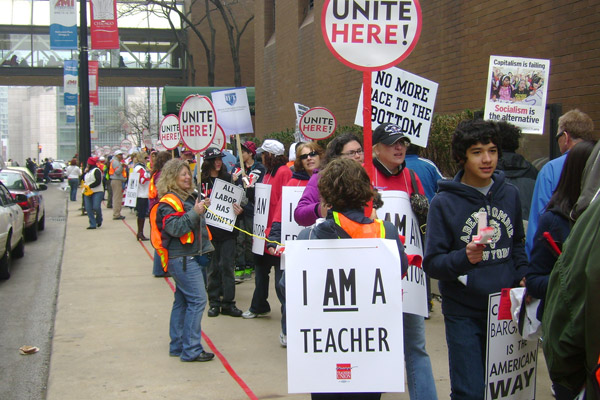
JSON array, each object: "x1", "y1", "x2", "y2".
[
  {"x1": 496, "y1": 121, "x2": 538, "y2": 225},
  {"x1": 200, "y1": 147, "x2": 244, "y2": 318}
]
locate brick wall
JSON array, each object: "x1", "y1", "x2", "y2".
[
  {"x1": 188, "y1": 0, "x2": 255, "y2": 87},
  {"x1": 255, "y1": 0, "x2": 600, "y2": 160}
]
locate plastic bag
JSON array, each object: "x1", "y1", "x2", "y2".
[{"x1": 509, "y1": 287, "x2": 542, "y2": 341}]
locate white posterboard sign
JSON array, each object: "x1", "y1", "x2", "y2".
[
  {"x1": 321, "y1": 0, "x2": 422, "y2": 71},
  {"x1": 285, "y1": 239, "x2": 405, "y2": 394},
  {"x1": 377, "y1": 191, "x2": 428, "y2": 317},
  {"x1": 294, "y1": 102, "x2": 311, "y2": 142},
  {"x1": 483, "y1": 55, "x2": 550, "y2": 134},
  {"x1": 205, "y1": 178, "x2": 244, "y2": 232},
  {"x1": 355, "y1": 67, "x2": 438, "y2": 148},
  {"x1": 159, "y1": 114, "x2": 180, "y2": 150},
  {"x1": 485, "y1": 293, "x2": 538, "y2": 400},
  {"x1": 299, "y1": 107, "x2": 337, "y2": 141},
  {"x1": 281, "y1": 186, "x2": 306, "y2": 242},
  {"x1": 211, "y1": 87, "x2": 254, "y2": 136},
  {"x1": 124, "y1": 174, "x2": 138, "y2": 208},
  {"x1": 178, "y1": 95, "x2": 217, "y2": 152},
  {"x1": 252, "y1": 183, "x2": 271, "y2": 255}
]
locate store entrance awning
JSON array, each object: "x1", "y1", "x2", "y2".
[{"x1": 161, "y1": 86, "x2": 255, "y2": 116}]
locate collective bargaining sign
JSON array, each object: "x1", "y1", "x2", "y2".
[
  {"x1": 355, "y1": 67, "x2": 438, "y2": 148},
  {"x1": 485, "y1": 293, "x2": 538, "y2": 400},
  {"x1": 178, "y1": 95, "x2": 217, "y2": 152},
  {"x1": 285, "y1": 238, "x2": 405, "y2": 393},
  {"x1": 321, "y1": 0, "x2": 422, "y2": 71}
]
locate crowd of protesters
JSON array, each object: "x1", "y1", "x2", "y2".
[{"x1": 35, "y1": 107, "x2": 599, "y2": 399}]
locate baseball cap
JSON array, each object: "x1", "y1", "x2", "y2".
[
  {"x1": 87, "y1": 157, "x2": 97, "y2": 166},
  {"x1": 258, "y1": 139, "x2": 285, "y2": 156},
  {"x1": 373, "y1": 123, "x2": 411, "y2": 146},
  {"x1": 204, "y1": 147, "x2": 224, "y2": 160},
  {"x1": 241, "y1": 141, "x2": 257, "y2": 156},
  {"x1": 114, "y1": 150, "x2": 124, "y2": 156}
]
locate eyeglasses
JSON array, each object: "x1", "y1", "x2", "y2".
[
  {"x1": 299, "y1": 151, "x2": 318, "y2": 161},
  {"x1": 340, "y1": 149, "x2": 364, "y2": 157},
  {"x1": 556, "y1": 131, "x2": 566, "y2": 140}
]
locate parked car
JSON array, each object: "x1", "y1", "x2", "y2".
[
  {"x1": 36, "y1": 161, "x2": 66, "y2": 182},
  {"x1": 9, "y1": 166, "x2": 36, "y2": 181},
  {"x1": 0, "y1": 180, "x2": 25, "y2": 279},
  {"x1": 0, "y1": 169, "x2": 46, "y2": 241}
]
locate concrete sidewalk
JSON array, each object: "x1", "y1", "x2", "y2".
[{"x1": 47, "y1": 201, "x2": 554, "y2": 399}]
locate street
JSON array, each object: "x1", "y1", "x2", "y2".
[{"x1": 0, "y1": 182, "x2": 67, "y2": 400}]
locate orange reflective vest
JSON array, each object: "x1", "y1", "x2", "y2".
[
  {"x1": 148, "y1": 174, "x2": 158, "y2": 200},
  {"x1": 109, "y1": 160, "x2": 127, "y2": 179},
  {"x1": 332, "y1": 211, "x2": 385, "y2": 239},
  {"x1": 149, "y1": 194, "x2": 195, "y2": 272}
]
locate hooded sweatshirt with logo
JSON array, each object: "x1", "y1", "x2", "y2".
[{"x1": 423, "y1": 170, "x2": 528, "y2": 319}]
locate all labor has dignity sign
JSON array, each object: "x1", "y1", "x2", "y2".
[{"x1": 285, "y1": 238, "x2": 405, "y2": 394}]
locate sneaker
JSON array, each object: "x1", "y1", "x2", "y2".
[
  {"x1": 183, "y1": 351, "x2": 214, "y2": 362},
  {"x1": 279, "y1": 331, "x2": 287, "y2": 347},
  {"x1": 221, "y1": 306, "x2": 243, "y2": 317},
  {"x1": 86, "y1": 226, "x2": 96, "y2": 230},
  {"x1": 242, "y1": 310, "x2": 270, "y2": 319},
  {"x1": 113, "y1": 215, "x2": 126, "y2": 220},
  {"x1": 207, "y1": 306, "x2": 220, "y2": 317}
]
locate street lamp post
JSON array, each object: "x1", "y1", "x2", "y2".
[{"x1": 78, "y1": 0, "x2": 91, "y2": 163}]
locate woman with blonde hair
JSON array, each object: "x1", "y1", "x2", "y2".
[{"x1": 153, "y1": 159, "x2": 214, "y2": 362}]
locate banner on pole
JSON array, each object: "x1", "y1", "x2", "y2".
[
  {"x1": 50, "y1": 0, "x2": 77, "y2": 50},
  {"x1": 285, "y1": 238, "x2": 405, "y2": 393},
  {"x1": 64, "y1": 60, "x2": 78, "y2": 123},
  {"x1": 90, "y1": 0, "x2": 120, "y2": 50},
  {"x1": 88, "y1": 61, "x2": 99, "y2": 106}
]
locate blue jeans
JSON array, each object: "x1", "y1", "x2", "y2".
[
  {"x1": 83, "y1": 192, "x2": 103, "y2": 228},
  {"x1": 68, "y1": 178, "x2": 79, "y2": 201},
  {"x1": 444, "y1": 314, "x2": 487, "y2": 400},
  {"x1": 403, "y1": 312, "x2": 437, "y2": 400},
  {"x1": 250, "y1": 254, "x2": 285, "y2": 332},
  {"x1": 168, "y1": 256, "x2": 208, "y2": 361}
]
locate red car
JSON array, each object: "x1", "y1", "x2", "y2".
[
  {"x1": 36, "y1": 161, "x2": 66, "y2": 182},
  {"x1": 0, "y1": 168, "x2": 47, "y2": 240}
]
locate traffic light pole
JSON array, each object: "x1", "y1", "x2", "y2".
[{"x1": 78, "y1": 0, "x2": 91, "y2": 164}]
